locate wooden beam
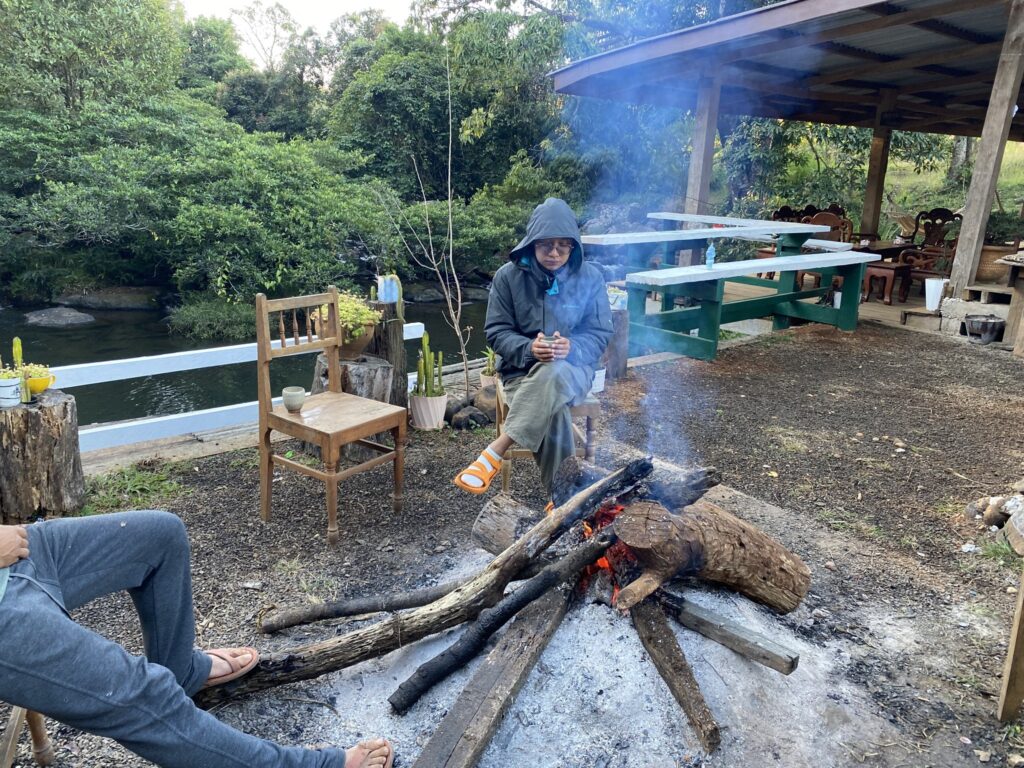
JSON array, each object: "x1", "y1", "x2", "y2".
[
  {"x1": 862, "y1": 92, "x2": 895, "y2": 237},
  {"x1": 863, "y1": 1, "x2": 1002, "y2": 44},
  {"x1": 898, "y1": 70, "x2": 995, "y2": 96},
  {"x1": 682, "y1": 77, "x2": 721, "y2": 265},
  {"x1": 999, "y1": 568, "x2": 1024, "y2": 720},
  {"x1": 951, "y1": 0, "x2": 1024, "y2": 293},
  {"x1": 409, "y1": 588, "x2": 573, "y2": 768},
  {"x1": 807, "y1": 41, "x2": 1003, "y2": 87}
]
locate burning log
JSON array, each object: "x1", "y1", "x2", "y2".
[
  {"x1": 613, "y1": 500, "x2": 810, "y2": 613},
  {"x1": 388, "y1": 530, "x2": 614, "y2": 714},
  {"x1": 471, "y1": 494, "x2": 543, "y2": 555},
  {"x1": 193, "y1": 457, "x2": 653, "y2": 708},
  {"x1": 631, "y1": 600, "x2": 721, "y2": 753}
]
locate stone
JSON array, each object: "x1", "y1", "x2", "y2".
[
  {"x1": 473, "y1": 384, "x2": 498, "y2": 421},
  {"x1": 24, "y1": 307, "x2": 95, "y2": 327},
  {"x1": 445, "y1": 394, "x2": 470, "y2": 423},
  {"x1": 451, "y1": 405, "x2": 489, "y2": 430},
  {"x1": 462, "y1": 286, "x2": 490, "y2": 302},
  {"x1": 56, "y1": 286, "x2": 161, "y2": 310},
  {"x1": 404, "y1": 283, "x2": 445, "y2": 303},
  {"x1": 1012, "y1": 479, "x2": 1024, "y2": 494},
  {"x1": 983, "y1": 496, "x2": 1011, "y2": 528}
]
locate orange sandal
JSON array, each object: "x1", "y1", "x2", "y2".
[
  {"x1": 453, "y1": 456, "x2": 502, "y2": 494},
  {"x1": 202, "y1": 647, "x2": 260, "y2": 689}
]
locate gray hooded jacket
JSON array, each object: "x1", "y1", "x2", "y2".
[{"x1": 484, "y1": 198, "x2": 613, "y2": 385}]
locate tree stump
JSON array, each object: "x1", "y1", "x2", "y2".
[
  {"x1": 309, "y1": 353, "x2": 395, "y2": 461},
  {"x1": 0, "y1": 391, "x2": 84, "y2": 523},
  {"x1": 366, "y1": 301, "x2": 407, "y2": 408}
]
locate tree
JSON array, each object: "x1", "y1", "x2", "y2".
[
  {"x1": 0, "y1": 0, "x2": 182, "y2": 113},
  {"x1": 178, "y1": 16, "x2": 250, "y2": 102},
  {"x1": 230, "y1": 1, "x2": 297, "y2": 73}
]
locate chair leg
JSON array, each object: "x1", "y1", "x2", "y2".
[
  {"x1": 1, "y1": 707, "x2": 26, "y2": 768},
  {"x1": 585, "y1": 416, "x2": 596, "y2": 462},
  {"x1": 501, "y1": 457, "x2": 511, "y2": 493},
  {"x1": 392, "y1": 423, "x2": 405, "y2": 513},
  {"x1": 324, "y1": 443, "x2": 340, "y2": 546},
  {"x1": 26, "y1": 712, "x2": 53, "y2": 767},
  {"x1": 258, "y1": 427, "x2": 273, "y2": 523}
]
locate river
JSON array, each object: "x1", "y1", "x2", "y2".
[{"x1": 0, "y1": 301, "x2": 488, "y2": 427}]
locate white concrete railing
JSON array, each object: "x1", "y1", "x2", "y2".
[{"x1": 54, "y1": 323, "x2": 425, "y2": 454}]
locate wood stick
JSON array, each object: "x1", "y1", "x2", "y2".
[
  {"x1": 388, "y1": 531, "x2": 613, "y2": 714},
  {"x1": 632, "y1": 600, "x2": 721, "y2": 753},
  {"x1": 655, "y1": 590, "x2": 799, "y2": 675},
  {"x1": 193, "y1": 458, "x2": 652, "y2": 707},
  {"x1": 260, "y1": 576, "x2": 474, "y2": 633},
  {"x1": 409, "y1": 588, "x2": 572, "y2": 768}
]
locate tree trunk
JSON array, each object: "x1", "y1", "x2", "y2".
[
  {"x1": 601, "y1": 308, "x2": 630, "y2": 381},
  {"x1": 613, "y1": 499, "x2": 810, "y2": 613},
  {"x1": 471, "y1": 494, "x2": 544, "y2": 554},
  {"x1": 0, "y1": 391, "x2": 84, "y2": 524}
]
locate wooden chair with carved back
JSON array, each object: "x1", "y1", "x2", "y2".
[
  {"x1": 255, "y1": 286, "x2": 407, "y2": 545},
  {"x1": 795, "y1": 211, "x2": 853, "y2": 288},
  {"x1": 910, "y1": 208, "x2": 962, "y2": 247},
  {"x1": 1, "y1": 708, "x2": 54, "y2": 767}
]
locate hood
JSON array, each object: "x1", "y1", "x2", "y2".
[{"x1": 508, "y1": 197, "x2": 584, "y2": 273}]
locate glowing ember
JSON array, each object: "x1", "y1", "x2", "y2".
[{"x1": 581, "y1": 503, "x2": 634, "y2": 603}]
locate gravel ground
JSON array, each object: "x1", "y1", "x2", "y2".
[{"x1": 7, "y1": 321, "x2": 1024, "y2": 767}]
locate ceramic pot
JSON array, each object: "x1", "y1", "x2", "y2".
[
  {"x1": 282, "y1": 386, "x2": 305, "y2": 413},
  {"x1": 965, "y1": 314, "x2": 1005, "y2": 345},
  {"x1": 27, "y1": 374, "x2": 55, "y2": 395},
  {"x1": 410, "y1": 394, "x2": 447, "y2": 429},
  {"x1": 340, "y1": 323, "x2": 376, "y2": 359},
  {"x1": 0, "y1": 379, "x2": 21, "y2": 408}
]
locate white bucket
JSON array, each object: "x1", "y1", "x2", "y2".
[
  {"x1": 832, "y1": 292, "x2": 842, "y2": 309},
  {"x1": 0, "y1": 378, "x2": 21, "y2": 408},
  {"x1": 925, "y1": 278, "x2": 948, "y2": 312}
]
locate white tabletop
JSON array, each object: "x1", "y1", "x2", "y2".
[{"x1": 626, "y1": 251, "x2": 879, "y2": 287}]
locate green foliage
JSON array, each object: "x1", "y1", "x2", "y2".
[
  {"x1": 167, "y1": 295, "x2": 256, "y2": 341},
  {"x1": 984, "y1": 211, "x2": 1024, "y2": 244},
  {"x1": 83, "y1": 464, "x2": 185, "y2": 516},
  {"x1": 333, "y1": 291, "x2": 382, "y2": 339},
  {"x1": 178, "y1": 16, "x2": 250, "y2": 102},
  {"x1": 482, "y1": 346, "x2": 497, "y2": 375}
]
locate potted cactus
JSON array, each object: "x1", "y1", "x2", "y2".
[
  {"x1": 409, "y1": 332, "x2": 447, "y2": 429},
  {"x1": 479, "y1": 346, "x2": 498, "y2": 390}
]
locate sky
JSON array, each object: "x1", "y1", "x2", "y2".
[{"x1": 177, "y1": 0, "x2": 415, "y2": 39}]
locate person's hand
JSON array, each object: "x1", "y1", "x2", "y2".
[
  {"x1": 531, "y1": 333, "x2": 556, "y2": 362},
  {"x1": 550, "y1": 332, "x2": 571, "y2": 361},
  {"x1": 0, "y1": 525, "x2": 28, "y2": 568}
]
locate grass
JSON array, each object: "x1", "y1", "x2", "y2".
[
  {"x1": 765, "y1": 426, "x2": 810, "y2": 453},
  {"x1": 84, "y1": 464, "x2": 186, "y2": 516},
  {"x1": 981, "y1": 538, "x2": 1021, "y2": 566}
]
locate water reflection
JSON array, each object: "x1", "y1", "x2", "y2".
[{"x1": 0, "y1": 301, "x2": 489, "y2": 426}]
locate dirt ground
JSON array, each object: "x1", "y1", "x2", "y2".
[{"x1": 8, "y1": 321, "x2": 1024, "y2": 767}]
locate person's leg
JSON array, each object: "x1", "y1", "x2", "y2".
[
  {"x1": 533, "y1": 406, "x2": 576, "y2": 492},
  {"x1": 28, "y1": 510, "x2": 211, "y2": 693},
  {"x1": 0, "y1": 573, "x2": 348, "y2": 768}
]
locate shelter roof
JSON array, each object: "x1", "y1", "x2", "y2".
[{"x1": 551, "y1": 0, "x2": 1022, "y2": 139}]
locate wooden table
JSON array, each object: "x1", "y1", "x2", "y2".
[
  {"x1": 862, "y1": 261, "x2": 912, "y2": 305},
  {"x1": 852, "y1": 240, "x2": 914, "y2": 261}
]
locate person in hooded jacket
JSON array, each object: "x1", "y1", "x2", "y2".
[{"x1": 454, "y1": 198, "x2": 612, "y2": 495}]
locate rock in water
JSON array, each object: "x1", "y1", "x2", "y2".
[{"x1": 25, "y1": 307, "x2": 95, "y2": 327}]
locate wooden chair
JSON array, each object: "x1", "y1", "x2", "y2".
[
  {"x1": 494, "y1": 377, "x2": 599, "y2": 493},
  {"x1": 256, "y1": 287, "x2": 407, "y2": 545},
  {"x1": 909, "y1": 207, "x2": 961, "y2": 247},
  {"x1": 897, "y1": 240, "x2": 957, "y2": 295},
  {"x1": 2, "y1": 708, "x2": 54, "y2": 767}
]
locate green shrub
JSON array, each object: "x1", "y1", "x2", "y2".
[{"x1": 167, "y1": 295, "x2": 255, "y2": 341}]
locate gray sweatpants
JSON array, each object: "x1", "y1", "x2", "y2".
[
  {"x1": 0, "y1": 510, "x2": 345, "y2": 768},
  {"x1": 503, "y1": 361, "x2": 592, "y2": 491}
]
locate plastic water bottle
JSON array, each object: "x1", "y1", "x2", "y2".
[{"x1": 705, "y1": 243, "x2": 716, "y2": 269}]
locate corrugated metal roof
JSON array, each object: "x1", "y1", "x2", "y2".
[{"x1": 551, "y1": 0, "x2": 1019, "y2": 138}]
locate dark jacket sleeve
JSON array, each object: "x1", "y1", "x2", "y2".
[
  {"x1": 485, "y1": 268, "x2": 536, "y2": 370},
  {"x1": 567, "y1": 270, "x2": 613, "y2": 368}
]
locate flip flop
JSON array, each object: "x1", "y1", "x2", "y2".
[
  {"x1": 453, "y1": 456, "x2": 502, "y2": 495},
  {"x1": 202, "y1": 646, "x2": 260, "y2": 689}
]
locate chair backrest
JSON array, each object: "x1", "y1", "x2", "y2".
[
  {"x1": 802, "y1": 212, "x2": 853, "y2": 242},
  {"x1": 771, "y1": 205, "x2": 804, "y2": 222},
  {"x1": 255, "y1": 286, "x2": 342, "y2": 414},
  {"x1": 911, "y1": 207, "x2": 962, "y2": 246}
]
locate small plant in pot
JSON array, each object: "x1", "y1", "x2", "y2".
[
  {"x1": 19, "y1": 362, "x2": 55, "y2": 395},
  {"x1": 479, "y1": 347, "x2": 498, "y2": 390},
  {"x1": 0, "y1": 365, "x2": 21, "y2": 409},
  {"x1": 409, "y1": 333, "x2": 447, "y2": 430},
  {"x1": 318, "y1": 292, "x2": 383, "y2": 359}
]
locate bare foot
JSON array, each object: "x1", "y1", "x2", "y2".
[{"x1": 345, "y1": 739, "x2": 393, "y2": 768}]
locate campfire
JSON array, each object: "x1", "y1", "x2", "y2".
[{"x1": 195, "y1": 443, "x2": 811, "y2": 764}]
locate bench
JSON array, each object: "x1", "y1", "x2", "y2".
[{"x1": 582, "y1": 215, "x2": 878, "y2": 361}]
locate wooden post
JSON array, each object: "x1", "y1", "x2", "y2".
[
  {"x1": 999, "y1": 568, "x2": 1024, "y2": 720},
  {"x1": 366, "y1": 301, "x2": 407, "y2": 408},
  {"x1": 680, "y1": 77, "x2": 721, "y2": 266},
  {"x1": 950, "y1": 0, "x2": 1024, "y2": 294},
  {"x1": 860, "y1": 92, "x2": 896, "y2": 237}
]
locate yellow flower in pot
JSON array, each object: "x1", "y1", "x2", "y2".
[
  {"x1": 316, "y1": 292, "x2": 383, "y2": 359},
  {"x1": 20, "y1": 363, "x2": 55, "y2": 395}
]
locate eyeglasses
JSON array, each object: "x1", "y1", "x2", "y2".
[{"x1": 535, "y1": 239, "x2": 574, "y2": 253}]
